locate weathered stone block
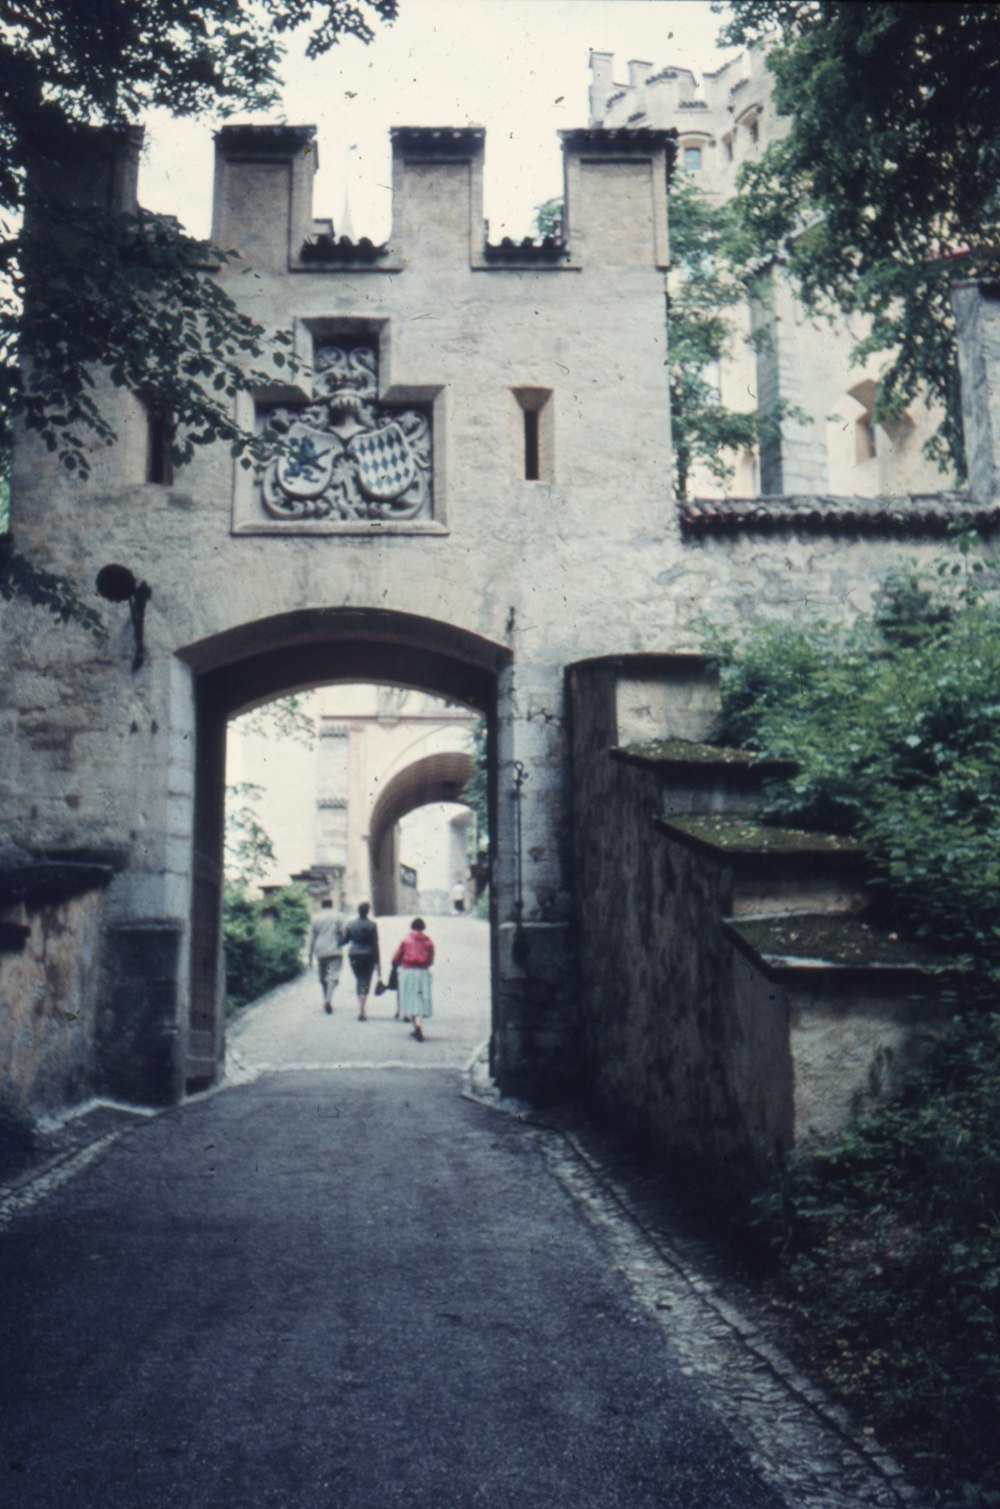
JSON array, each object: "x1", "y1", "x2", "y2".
[{"x1": 98, "y1": 923, "x2": 183, "y2": 1105}]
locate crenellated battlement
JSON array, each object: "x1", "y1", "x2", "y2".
[{"x1": 208, "y1": 121, "x2": 674, "y2": 274}]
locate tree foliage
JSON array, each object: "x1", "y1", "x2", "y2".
[
  {"x1": 718, "y1": 1, "x2": 1000, "y2": 475},
  {"x1": 708, "y1": 543, "x2": 1000, "y2": 989},
  {"x1": 532, "y1": 197, "x2": 564, "y2": 239},
  {"x1": 755, "y1": 1010, "x2": 1000, "y2": 1502},
  {"x1": 460, "y1": 716, "x2": 489, "y2": 852},
  {"x1": 223, "y1": 882, "x2": 310, "y2": 1010},
  {"x1": 0, "y1": 0, "x2": 396, "y2": 615},
  {"x1": 668, "y1": 175, "x2": 791, "y2": 500}
]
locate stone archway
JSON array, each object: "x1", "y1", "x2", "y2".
[
  {"x1": 367, "y1": 750, "x2": 475, "y2": 915},
  {"x1": 178, "y1": 608, "x2": 506, "y2": 1087}
]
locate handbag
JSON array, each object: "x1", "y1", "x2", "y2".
[{"x1": 375, "y1": 962, "x2": 399, "y2": 995}]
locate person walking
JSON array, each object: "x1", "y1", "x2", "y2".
[
  {"x1": 307, "y1": 897, "x2": 346, "y2": 1015},
  {"x1": 391, "y1": 917, "x2": 435, "y2": 1041},
  {"x1": 343, "y1": 902, "x2": 380, "y2": 1022}
]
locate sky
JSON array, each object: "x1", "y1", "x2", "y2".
[{"x1": 140, "y1": 0, "x2": 738, "y2": 243}]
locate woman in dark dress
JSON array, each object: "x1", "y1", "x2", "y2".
[{"x1": 343, "y1": 902, "x2": 381, "y2": 1021}]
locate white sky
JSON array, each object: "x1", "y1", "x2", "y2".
[{"x1": 140, "y1": 0, "x2": 737, "y2": 243}]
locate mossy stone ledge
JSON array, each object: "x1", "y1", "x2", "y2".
[
  {"x1": 612, "y1": 738, "x2": 797, "y2": 779},
  {"x1": 654, "y1": 813, "x2": 866, "y2": 864},
  {"x1": 724, "y1": 913, "x2": 962, "y2": 985}
]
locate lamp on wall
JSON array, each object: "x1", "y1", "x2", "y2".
[{"x1": 95, "y1": 564, "x2": 152, "y2": 671}]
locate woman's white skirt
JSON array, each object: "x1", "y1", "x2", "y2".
[{"x1": 398, "y1": 967, "x2": 433, "y2": 1019}]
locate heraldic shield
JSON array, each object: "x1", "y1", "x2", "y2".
[
  {"x1": 276, "y1": 423, "x2": 343, "y2": 499},
  {"x1": 347, "y1": 422, "x2": 417, "y2": 501}
]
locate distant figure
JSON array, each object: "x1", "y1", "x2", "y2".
[
  {"x1": 451, "y1": 880, "x2": 466, "y2": 915},
  {"x1": 392, "y1": 917, "x2": 435, "y2": 1042},
  {"x1": 307, "y1": 897, "x2": 346, "y2": 1015},
  {"x1": 343, "y1": 902, "x2": 381, "y2": 1022}
]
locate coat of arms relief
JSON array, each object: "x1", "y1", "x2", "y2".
[{"x1": 258, "y1": 343, "x2": 433, "y2": 523}]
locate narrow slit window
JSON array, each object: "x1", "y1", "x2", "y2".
[
  {"x1": 146, "y1": 404, "x2": 174, "y2": 485},
  {"x1": 524, "y1": 409, "x2": 540, "y2": 481}
]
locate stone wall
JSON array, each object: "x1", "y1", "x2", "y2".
[
  {"x1": 0, "y1": 884, "x2": 105, "y2": 1120},
  {"x1": 569, "y1": 661, "x2": 792, "y2": 1186},
  {"x1": 568, "y1": 659, "x2": 954, "y2": 1197}
]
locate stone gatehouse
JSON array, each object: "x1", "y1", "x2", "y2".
[{"x1": 2, "y1": 120, "x2": 998, "y2": 1175}]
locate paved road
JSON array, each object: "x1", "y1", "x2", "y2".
[
  {"x1": 0, "y1": 917, "x2": 912, "y2": 1508},
  {"x1": 228, "y1": 915, "x2": 492, "y2": 1076}
]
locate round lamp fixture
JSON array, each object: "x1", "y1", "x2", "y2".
[{"x1": 95, "y1": 563, "x2": 137, "y2": 603}]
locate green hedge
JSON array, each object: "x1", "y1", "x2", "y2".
[
  {"x1": 709, "y1": 558, "x2": 1000, "y2": 991},
  {"x1": 223, "y1": 883, "x2": 310, "y2": 1011},
  {"x1": 755, "y1": 1015, "x2": 1000, "y2": 1502}
]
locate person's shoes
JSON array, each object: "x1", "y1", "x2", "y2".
[
  {"x1": 411, "y1": 1023, "x2": 424, "y2": 1042},
  {"x1": 324, "y1": 1002, "x2": 333, "y2": 1015},
  {"x1": 358, "y1": 1014, "x2": 367, "y2": 1022}
]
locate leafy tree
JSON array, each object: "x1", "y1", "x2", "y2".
[
  {"x1": 667, "y1": 175, "x2": 791, "y2": 500},
  {"x1": 223, "y1": 882, "x2": 310, "y2": 1009},
  {"x1": 755, "y1": 1011, "x2": 1000, "y2": 1500},
  {"x1": 237, "y1": 693, "x2": 316, "y2": 748},
  {"x1": 718, "y1": 1, "x2": 1000, "y2": 476},
  {"x1": 224, "y1": 782, "x2": 277, "y2": 884},
  {"x1": 0, "y1": 0, "x2": 396, "y2": 622},
  {"x1": 708, "y1": 544, "x2": 1000, "y2": 988},
  {"x1": 460, "y1": 716, "x2": 489, "y2": 853},
  {"x1": 532, "y1": 196, "x2": 564, "y2": 238}
]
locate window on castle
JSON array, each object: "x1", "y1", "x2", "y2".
[
  {"x1": 513, "y1": 388, "x2": 553, "y2": 482},
  {"x1": 524, "y1": 409, "x2": 540, "y2": 480},
  {"x1": 723, "y1": 135, "x2": 734, "y2": 163},
  {"x1": 684, "y1": 145, "x2": 703, "y2": 172},
  {"x1": 144, "y1": 399, "x2": 175, "y2": 485}
]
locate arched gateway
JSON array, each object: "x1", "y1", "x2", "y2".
[
  {"x1": 181, "y1": 610, "x2": 503, "y2": 1083},
  {"x1": 367, "y1": 749, "x2": 476, "y2": 916}
]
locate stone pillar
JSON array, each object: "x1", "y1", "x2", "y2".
[{"x1": 952, "y1": 281, "x2": 1000, "y2": 504}]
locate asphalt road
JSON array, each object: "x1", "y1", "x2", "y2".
[{"x1": 0, "y1": 916, "x2": 789, "y2": 1508}]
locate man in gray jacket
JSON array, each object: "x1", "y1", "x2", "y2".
[{"x1": 307, "y1": 897, "x2": 347, "y2": 1014}]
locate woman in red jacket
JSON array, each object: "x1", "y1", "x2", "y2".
[{"x1": 392, "y1": 918, "x2": 435, "y2": 1041}]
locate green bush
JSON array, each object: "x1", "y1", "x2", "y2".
[
  {"x1": 710, "y1": 552, "x2": 1000, "y2": 1501},
  {"x1": 708, "y1": 558, "x2": 1000, "y2": 989},
  {"x1": 223, "y1": 883, "x2": 309, "y2": 1011},
  {"x1": 755, "y1": 1013, "x2": 1000, "y2": 1501}
]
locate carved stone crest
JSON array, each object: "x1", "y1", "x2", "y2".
[{"x1": 259, "y1": 344, "x2": 432, "y2": 522}]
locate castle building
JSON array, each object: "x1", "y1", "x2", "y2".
[{"x1": 589, "y1": 45, "x2": 955, "y2": 500}]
